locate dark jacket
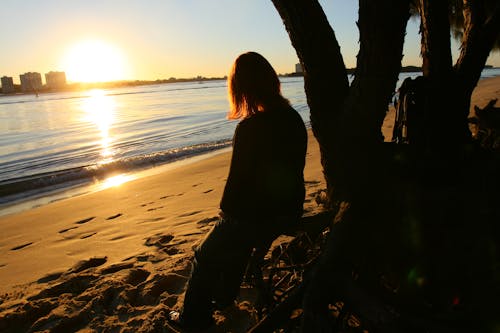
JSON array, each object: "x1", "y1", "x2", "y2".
[{"x1": 220, "y1": 105, "x2": 307, "y2": 220}]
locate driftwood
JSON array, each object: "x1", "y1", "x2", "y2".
[
  {"x1": 469, "y1": 98, "x2": 500, "y2": 151},
  {"x1": 245, "y1": 210, "x2": 333, "y2": 332}
]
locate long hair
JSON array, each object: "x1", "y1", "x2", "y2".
[{"x1": 228, "y1": 52, "x2": 289, "y2": 119}]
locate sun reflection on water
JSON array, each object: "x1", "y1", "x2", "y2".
[
  {"x1": 82, "y1": 89, "x2": 116, "y2": 164},
  {"x1": 100, "y1": 174, "x2": 134, "y2": 189}
]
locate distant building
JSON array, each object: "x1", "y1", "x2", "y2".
[
  {"x1": 295, "y1": 63, "x2": 303, "y2": 74},
  {"x1": 20, "y1": 72, "x2": 43, "y2": 93},
  {"x1": 45, "y1": 71, "x2": 67, "y2": 90},
  {"x1": 1, "y1": 76, "x2": 15, "y2": 94}
]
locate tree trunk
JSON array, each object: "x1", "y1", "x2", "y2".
[
  {"x1": 419, "y1": 0, "x2": 453, "y2": 78},
  {"x1": 337, "y1": 0, "x2": 411, "y2": 201},
  {"x1": 417, "y1": 0, "x2": 466, "y2": 151},
  {"x1": 349, "y1": 0, "x2": 410, "y2": 139},
  {"x1": 455, "y1": 0, "x2": 500, "y2": 118},
  {"x1": 271, "y1": 0, "x2": 349, "y2": 204}
]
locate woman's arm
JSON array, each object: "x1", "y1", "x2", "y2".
[{"x1": 220, "y1": 122, "x2": 256, "y2": 215}]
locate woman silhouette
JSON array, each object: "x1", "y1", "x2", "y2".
[{"x1": 169, "y1": 52, "x2": 307, "y2": 331}]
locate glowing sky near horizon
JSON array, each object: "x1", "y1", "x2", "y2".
[{"x1": 1, "y1": 0, "x2": 498, "y2": 83}]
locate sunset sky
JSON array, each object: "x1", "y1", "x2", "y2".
[{"x1": 1, "y1": 0, "x2": 499, "y2": 83}]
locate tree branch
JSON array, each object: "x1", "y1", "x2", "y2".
[
  {"x1": 343, "y1": 0, "x2": 411, "y2": 143},
  {"x1": 418, "y1": 0, "x2": 454, "y2": 78},
  {"x1": 271, "y1": 0, "x2": 349, "y2": 115},
  {"x1": 455, "y1": 0, "x2": 500, "y2": 96}
]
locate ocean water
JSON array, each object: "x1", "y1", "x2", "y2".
[
  {"x1": 1, "y1": 69, "x2": 499, "y2": 215},
  {"x1": 0, "y1": 78, "x2": 310, "y2": 214}
]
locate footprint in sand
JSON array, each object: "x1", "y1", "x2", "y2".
[
  {"x1": 106, "y1": 213, "x2": 122, "y2": 220},
  {"x1": 70, "y1": 257, "x2": 107, "y2": 273},
  {"x1": 100, "y1": 261, "x2": 135, "y2": 274},
  {"x1": 110, "y1": 235, "x2": 127, "y2": 241},
  {"x1": 37, "y1": 272, "x2": 63, "y2": 284},
  {"x1": 137, "y1": 216, "x2": 165, "y2": 224},
  {"x1": 58, "y1": 226, "x2": 78, "y2": 234},
  {"x1": 138, "y1": 217, "x2": 165, "y2": 224},
  {"x1": 178, "y1": 210, "x2": 202, "y2": 218},
  {"x1": 144, "y1": 234, "x2": 182, "y2": 258},
  {"x1": 183, "y1": 232, "x2": 205, "y2": 237},
  {"x1": 75, "y1": 216, "x2": 96, "y2": 224},
  {"x1": 160, "y1": 195, "x2": 173, "y2": 199},
  {"x1": 10, "y1": 242, "x2": 33, "y2": 251},
  {"x1": 144, "y1": 234, "x2": 174, "y2": 247},
  {"x1": 80, "y1": 232, "x2": 97, "y2": 239},
  {"x1": 143, "y1": 273, "x2": 188, "y2": 296},
  {"x1": 136, "y1": 253, "x2": 168, "y2": 263},
  {"x1": 202, "y1": 189, "x2": 214, "y2": 194},
  {"x1": 124, "y1": 268, "x2": 150, "y2": 286},
  {"x1": 162, "y1": 247, "x2": 180, "y2": 255},
  {"x1": 197, "y1": 216, "x2": 219, "y2": 226},
  {"x1": 147, "y1": 206, "x2": 164, "y2": 212},
  {"x1": 29, "y1": 274, "x2": 97, "y2": 301}
]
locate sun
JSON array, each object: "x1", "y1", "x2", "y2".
[{"x1": 62, "y1": 40, "x2": 128, "y2": 83}]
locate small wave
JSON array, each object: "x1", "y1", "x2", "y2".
[{"x1": 0, "y1": 140, "x2": 231, "y2": 203}]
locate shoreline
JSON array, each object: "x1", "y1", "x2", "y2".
[
  {"x1": 1, "y1": 74, "x2": 498, "y2": 218},
  {"x1": 0, "y1": 147, "x2": 232, "y2": 218}
]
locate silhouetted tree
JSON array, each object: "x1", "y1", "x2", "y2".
[
  {"x1": 272, "y1": 0, "x2": 410, "y2": 204},
  {"x1": 267, "y1": 0, "x2": 500, "y2": 331}
]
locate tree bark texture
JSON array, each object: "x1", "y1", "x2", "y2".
[
  {"x1": 271, "y1": 0, "x2": 349, "y2": 202},
  {"x1": 346, "y1": 0, "x2": 410, "y2": 142},
  {"x1": 419, "y1": 0, "x2": 454, "y2": 78},
  {"x1": 338, "y1": 0, "x2": 411, "y2": 201},
  {"x1": 417, "y1": 0, "x2": 464, "y2": 150}
]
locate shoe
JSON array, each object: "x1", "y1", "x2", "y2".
[{"x1": 167, "y1": 310, "x2": 214, "y2": 332}]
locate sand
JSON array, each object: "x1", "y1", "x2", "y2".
[{"x1": 0, "y1": 76, "x2": 498, "y2": 332}]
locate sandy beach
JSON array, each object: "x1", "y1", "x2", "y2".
[{"x1": 0, "y1": 76, "x2": 498, "y2": 332}]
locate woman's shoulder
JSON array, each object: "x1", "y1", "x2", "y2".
[
  {"x1": 238, "y1": 111, "x2": 267, "y2": 126},
  {"x1": 235, "y1": 115, "x2": 261, "y2": 136},
  {"x1": 239, "y1": 105, "x2": 301, "y2": 127},
  {"x1": 275, "y1": 105, "x2": 305, "y2": 125}
]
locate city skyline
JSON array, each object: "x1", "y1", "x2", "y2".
[
  {"x1": 2, "y1": 70, "x2": 66, "y2": 93},
  {"x1": 1, "y1": 0, "x2": 499, "y2": 84}
]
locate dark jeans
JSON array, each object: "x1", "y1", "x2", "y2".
[{"x1": 180, "y1": 215, "x2": 295, "y2": 326}]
